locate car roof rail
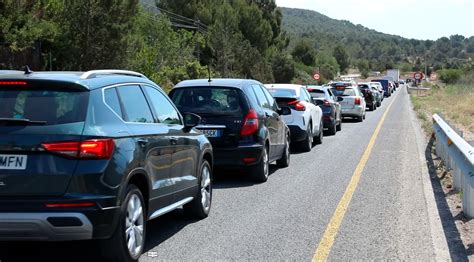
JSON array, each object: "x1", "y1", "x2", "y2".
[{"x1": 80, "y1": 70, "x2": 147, "y2": 79}]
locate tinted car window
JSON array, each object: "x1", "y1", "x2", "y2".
[
  {"x1": 0, "y1": 88, "x2": 88, "y2": 125},
  {"x1": 104, "y1": 88, "x2": 123, "y2": 119},
  {"x1": 252, "y1": 85, "x2": 270, "y2": 109},
  {"x1": 331, "y1": 87, "x2": 357, "y2": 96},
  {"x1": 116, "y1": 85, "x2": 154, "y2": 123},
  {"x1": 171, "y1": 87, "x2": 244, "y2": 116},
  {"x1": 144, "y1": 86, "x2": 181, "y2": 125},
  {"x1": 301, "y1": 88, "x2": 311, "y2": 102}
]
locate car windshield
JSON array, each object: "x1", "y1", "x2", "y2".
[
  {"x1": 171, "y1": 87, "x2": 244, "y2": 116},
  {"x1": 331, "y1": 87, "x2": 356, "y2": 96},
  {"x1": 0, "y1": 88, "x2": 88, "y2": 125},
  {"x1": 267, "y1": 88, "x2": 297, "y2": 98}
]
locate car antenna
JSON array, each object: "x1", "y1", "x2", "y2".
[
  {"x1": 23, "y1": 65, "x2": 33, "y2": 75},
  {"x1": 207, "y1": 64, "x2": 212, "y2": 83}
]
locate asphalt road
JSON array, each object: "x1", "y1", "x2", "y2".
[{"x1": 0, "y1": 87, "x2": 448, "y2": 261}]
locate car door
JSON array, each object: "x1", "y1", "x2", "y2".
[
  {"x1": 143, "y1": 85, "x2": 199, "y2": 199},
  {"x1": 115, "y1": 85, "x2": 174, "y2": 213},
  {"x1": 301, "y1": 87, "x2": 319, "y2": 134},
  {"x1": 261, "y1": 85, "x2": 286, "y2": 158},
  {"x1": 252, "y1": 84, "x2": 279, "y2": 160}
]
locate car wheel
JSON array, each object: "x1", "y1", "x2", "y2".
[
  {"x1": 314, "y1": 121, "x2": 323, "y2": 144},
  {"x1": 326, "y1": 120, "x2": 336, "y2": 136},
  {"x1": 101, "y1": 184, "x2": 146, "y2": 262},
  {"x1": 336, "y1": 119, "x2": 342, "y2": 131},
  {"x1": 300, "y1": 124, "x2": 313, "y2": 152},
  {"x1": 184, "y1": 160, "x2": 212, "y2": 219},
  {"x1": 276, "y1": 133, "x2": 290, "y2": 168},
  {"x1": 357, "y1": 115, "x2": 363, "y2": 122},
  {"x1": 251, "y1": 145, "x2": 269, "y2": 183}
]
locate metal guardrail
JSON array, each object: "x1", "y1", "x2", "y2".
[{"x1": 432, "y1": 114, "x2": 474, "y2": 218}]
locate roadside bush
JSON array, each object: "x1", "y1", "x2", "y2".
[{"x1": 438, "y1": 69, "x2": 463, "y2": 84}]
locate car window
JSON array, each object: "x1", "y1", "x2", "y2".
[
  {"x1": 267, "y1": 88, "x2": 297, "y2": 98},
  {"x1": 252, "y1": 84, "x2": 270, "y2": 109},
  {"x1": 308, "y1": 89, "x2": 326, "y2": 99},
  {"x1": 0, "y1": 87, "x2": 88, "y2": 126},
  {"x1": 300, "y1": 88, "x2": 311, "y2": 102},
  {"x1": 327, "y1": 89, "x2": 336, "y2": 101},
  {"x1": 261, "y1": 85, "x2": 278, "y2": 111},
  {"x1": 331, "y1": 87, "x2": 357, "y2": 96},
  {"x1": 144, "y1": 86, "x2": 181, "y2": 125},
  {"x1": 104, "y1": 88, "x2": 123, "y2": 119},
  {"x1": 116, "y1": 85, "x2": 154, "y2": 123},
  {"x1": 171, "y1": 87, "x2": 244, "y2": 117}
]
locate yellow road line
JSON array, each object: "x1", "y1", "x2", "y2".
[{"x1": 312, "y1": 95, "x2": 397, "y2": 262}]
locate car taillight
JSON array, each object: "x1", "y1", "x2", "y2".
[
  {"x1": 0, "y1": 81, "x2": 27, "y2": 85},
  {"x1": 288, "y1": 100, "x2": 306, "y2": 111},
  {"x1": 323, "y1": 100, "x2": 331, "y2": 107},
  {"x1": 355, "y1": 97, "x2": 361, "y2": 105},
  {"x1": 240, "y1": 109, "x2": 259, "y2": 136},
  {"x1": 42, "y1": 139, "x2": 115, "y2": 159}
]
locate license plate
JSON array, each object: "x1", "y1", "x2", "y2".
[
  {"x1": 0, "y1": 155, "x2": 27, "y2": 170},
  {"x1": 201, "y1": 129, "x2": 221, "y2": 138}
]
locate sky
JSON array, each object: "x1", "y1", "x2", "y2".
[{"x1": 276, "y1": 0, "x2": 474, "y2": 40}]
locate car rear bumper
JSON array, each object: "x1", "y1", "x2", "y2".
[
  {"x1": 0, "y1": 212, "x2": 93, "y2": 241},
  {"x1": 214, "y1": 144, "x2": 264, "y2": 168},
  {"x1": 341, "y1": 106, "x2": 364, "y2": 117},
  {"x1": 322, "y1": 114, "x2": 335, "y2": 129}
]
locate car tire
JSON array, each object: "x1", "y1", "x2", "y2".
[
  {"x1": 336, "y1": 119, "x2": 342, "y2": 131},
  {"x1": 300, "y1": 124, "x2": 313, "y2": 152},
  {"x1": 101, "y1": 184, "x2": 146, "y2": 262},
  {"x1": 314, "y1": 121, "x2": 323, "y2": 144},
  {"x1": 251, "y1": 145, "x2": 269, "y2": 183},
  {"x1": 276, "y1": 133, "x2": 290, "y2": 168},
  {"x1": 326, "y1": 120, "x2": 337, "y2": 136},
  {"x1": 357, "y1": 115, "x2": 363, "y2": 122},
  {"x1": 184, "y1": 160, "x2": 212, "y2": 219}
]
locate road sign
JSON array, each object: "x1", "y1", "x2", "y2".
[
  {"x1": 313, "y1": 73, "x2": 320, "y2": 81},
  {"x1": 414, "y1": 72, "x2": 423, "y2": 80}
]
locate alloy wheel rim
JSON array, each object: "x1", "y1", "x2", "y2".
[
  {"x1": 125, "y1": 194, "x2": 144, "y2": 259},
  {"x1": 201, "y1": 164, "x2": 212, "y2": 213}
]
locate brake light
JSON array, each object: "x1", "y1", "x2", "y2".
[
  {"x1": 355, "y1": 97, "x2": 361, "y2": 105},
  {"x1": 0, "y1": 81, "x2": 27, "y2": 85},
  {"x1": 323, "y1": 100, "x2": 331, "y2": 107},
  {"x1": 307, "y1": 88, "x2": 314, "y2": 92},
  {"x1": 288, "y1": 100, "x2": 306, "y2": 111},
  {"x1": 240, "y1": 109, "x2": 259, "y2": 136},
  {"x1": 42, "y1": 139, "x2": 115, "y2": 159},
  {"x1": 45, "y1": 202, "x2": 96, "y2": 208}
]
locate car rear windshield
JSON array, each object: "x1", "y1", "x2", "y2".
[
  {"x1": 308, "y1": 89, "x2": 326, "y2": 98},
  {"x1": 171, "y1": 87, "x2": 244, "y2": 116},
  {"x1": 267, "y1": 88, "x2": 297, "y2": 98},
  {"x1": 331, "y1": 87, "x2": 356, "y2": 96},
  {"x1": 358, "y1": 84, "x2": 369, "y2": 89},
  {"x1": 0, "y1": 88, "x2": 89, "y2": 125}
]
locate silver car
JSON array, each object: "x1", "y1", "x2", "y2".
[{"x1": 329, "y1": 82, "x2": 366, "y2": 122}]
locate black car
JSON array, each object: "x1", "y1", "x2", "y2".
[
  {"x1": 306, "y1": 86, "x2": 342, "y2": 135},
  {"x1": 0, "y1": 70, "x2": 213, "y2": 262},
  {"x1": 358, "y1": 83, "x2": 377, "y2": 111},
  {"x1": 170, "y1": 79, "x2": 291, "y2": 183}
]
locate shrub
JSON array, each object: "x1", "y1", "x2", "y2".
[{"x1": 438, "y1": 69, "x2": 463, "y2": 84}]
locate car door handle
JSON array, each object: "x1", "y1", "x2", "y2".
[{"x1": 169, "y1": 137, "x2": 178, "y2": 145}]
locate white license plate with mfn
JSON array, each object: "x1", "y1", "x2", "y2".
[
  {"x1": 0, "y1": 155, "x2": 28, "y2": 170},
  {"x1": 201, "y1": 129, "x2": 220, "y2": 138}
]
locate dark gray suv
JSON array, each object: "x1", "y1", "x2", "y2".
[{"x1": 0, "y1": 70, "x2": 213, "y2": 261}]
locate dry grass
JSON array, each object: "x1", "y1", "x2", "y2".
[{"x1": 411, "y1": 83, "x2": 474, "y2": 139}]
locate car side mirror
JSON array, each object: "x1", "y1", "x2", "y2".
[
  {"x1": 278, "y1": 106, "x2": 291, "y2": 116},
  {"x1": 183, "y1": 112, "x2": 201, "y2": 132},
  {"x1": 337, "y1": 96, "x2": 343, "y2": 102}
]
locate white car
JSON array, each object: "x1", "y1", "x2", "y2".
[
  {"x1": 265, "y1": 84, "x2": 323, "y2": 152},
  {"x1": 329, "y1": 82, "x2": 366, "y2": 122}
]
